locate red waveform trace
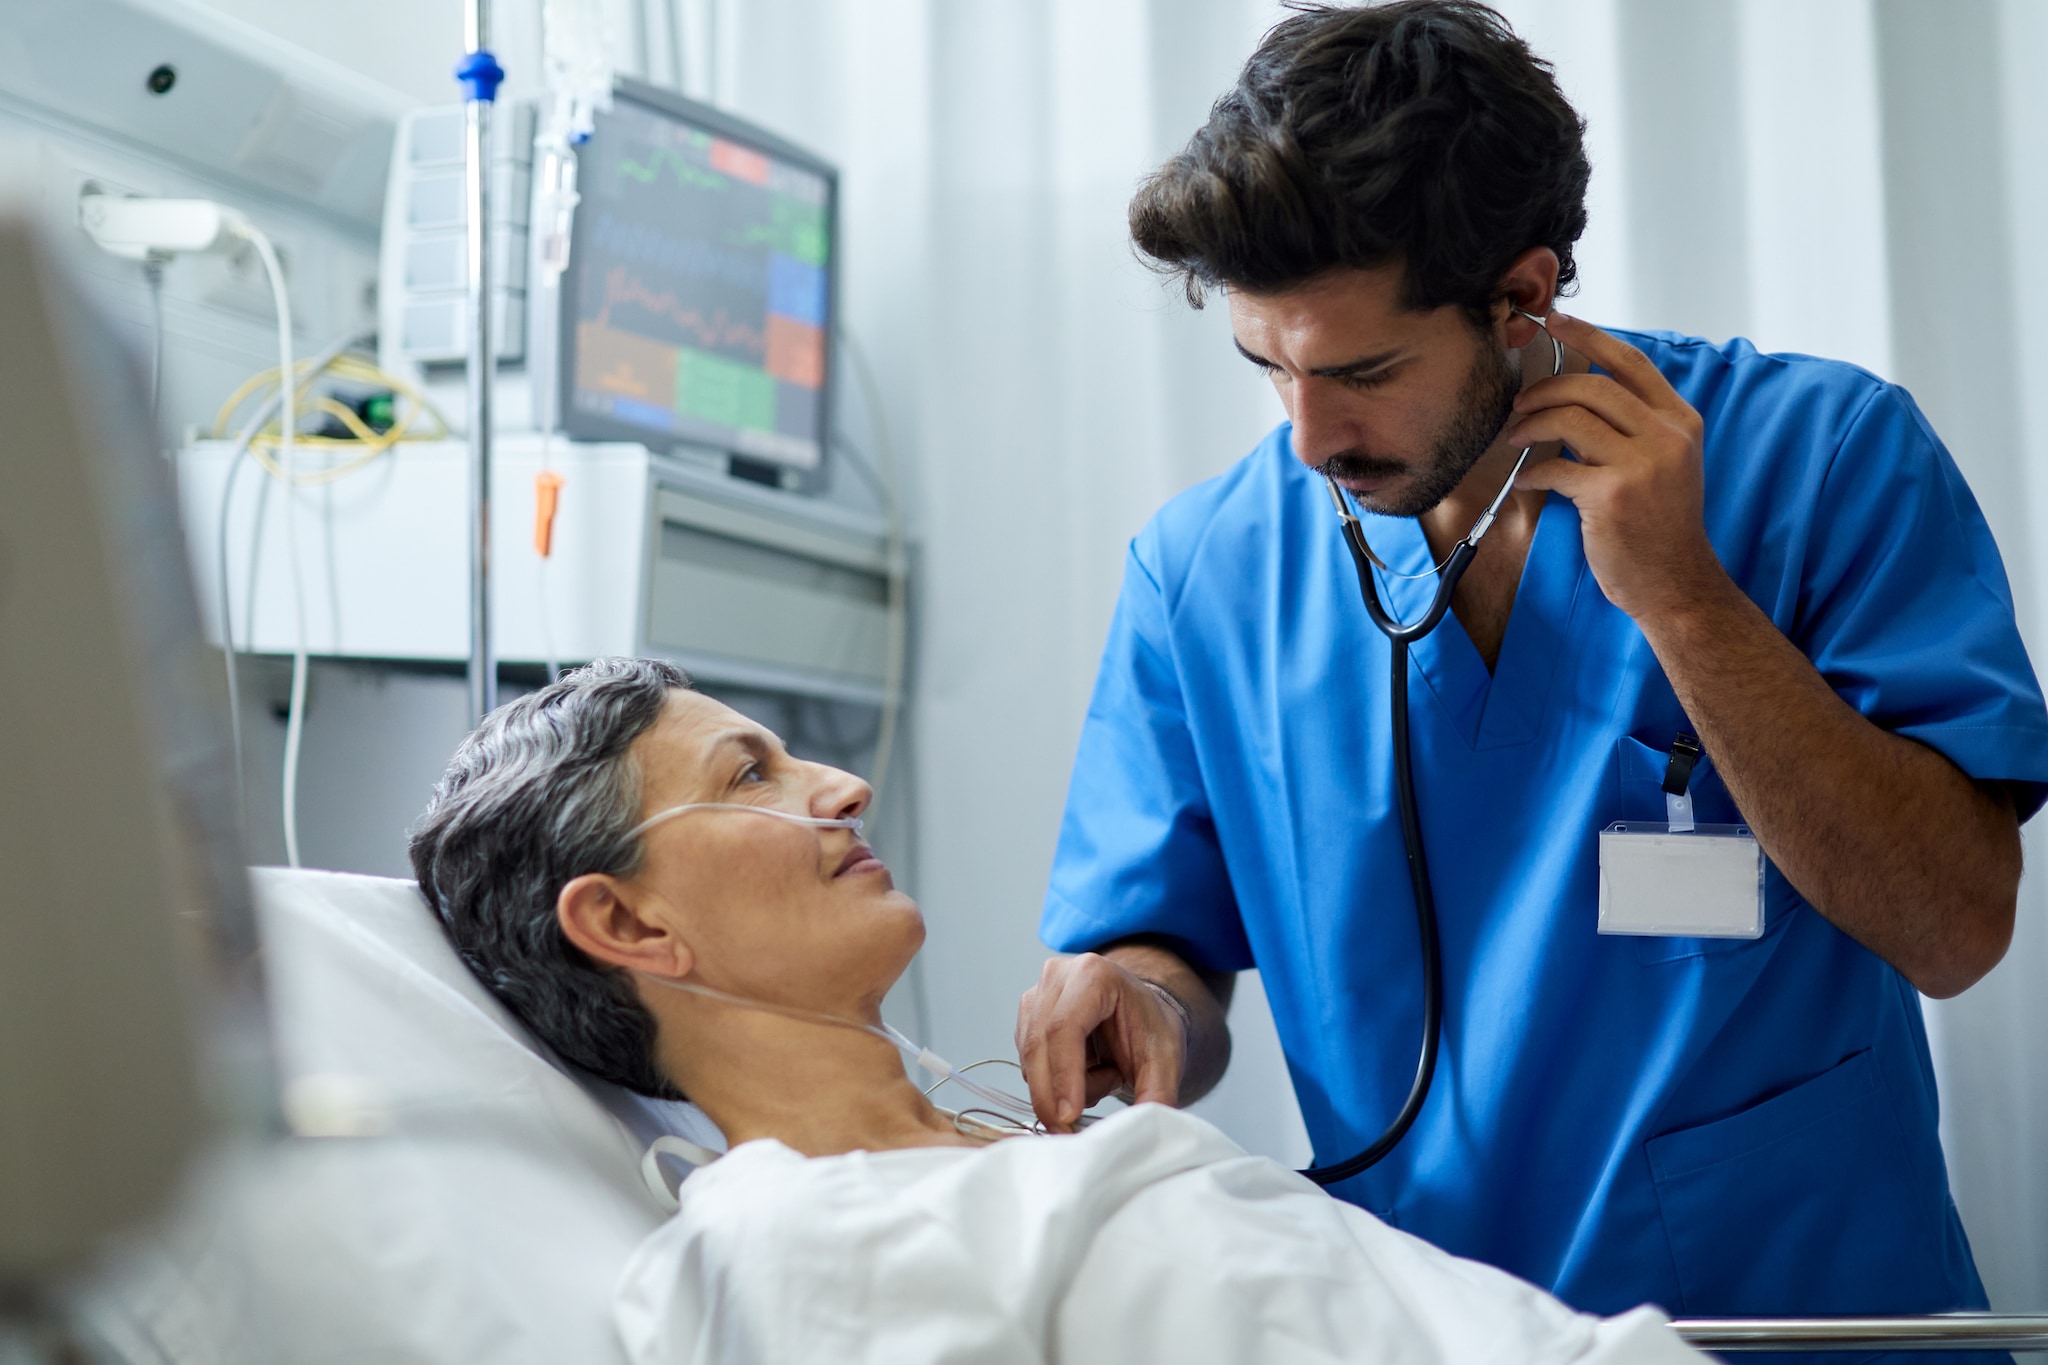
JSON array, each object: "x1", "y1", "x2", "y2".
[{"x1": 597, "y1": 265, "x2": 765, "y2": 356}]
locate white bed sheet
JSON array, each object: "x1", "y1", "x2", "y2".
[{"x1": 616, "y1": 1103, "x2": 1701, "y2": 1365}]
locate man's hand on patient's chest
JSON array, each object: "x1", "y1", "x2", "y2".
[{"x1": 1015, "y1": 942, "x2": 1234, "y2": 1134}]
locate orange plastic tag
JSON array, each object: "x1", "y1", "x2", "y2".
[{"x1": 534, "y1": 470, "x2": 565, "y2": 558}]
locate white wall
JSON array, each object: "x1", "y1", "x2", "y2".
[{"x1": 177, "y1": 0, "x2": 2048, "y2": 1308}]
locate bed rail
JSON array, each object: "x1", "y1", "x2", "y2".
[{"x1": 1672, "y1": 1314, "x2": 2048, "y2": 1352}]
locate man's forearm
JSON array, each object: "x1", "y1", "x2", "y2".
[
  {"x1": 1638, "y1": 572, "x2": 2019, "y2": 997},
  {"x1": 1105, "y1": 939, "x2": 1235, "y2": 1103}
]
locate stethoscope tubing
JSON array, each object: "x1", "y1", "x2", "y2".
[
  {"x1": 1298, "y1": 532, "x2": 1449, "y2": 1186},
  {"x1": 1298, "y1": 312, "x2": 1560, "y2": 1188}
]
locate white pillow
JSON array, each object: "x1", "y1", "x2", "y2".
[{"x1": 93, "y1": 867, "x2": 719, "y2": 1365}]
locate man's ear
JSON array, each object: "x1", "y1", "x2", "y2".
[
  {"x1": 557, "y1": 874, "x2": 694, "y2": 979},
  {"x1": 1495, "y1": 246, "x2": 1563, "y2": 349}
]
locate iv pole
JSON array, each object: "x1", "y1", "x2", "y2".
[{"x1": 458, "y1": 0, "x2": 504, "y2": 724}]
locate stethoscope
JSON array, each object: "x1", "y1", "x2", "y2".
[{"x1": 1299, "y1": 310, "x2": 1564, "y2": 1188}]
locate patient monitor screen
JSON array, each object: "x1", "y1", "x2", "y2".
[{"x1": 563, "y1": 94, "x2": 834, "y2": 471}]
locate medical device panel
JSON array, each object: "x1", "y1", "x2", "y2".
[
  {"x1": 378, "y1": 80, "x2": 840, "y2": 497},
  {"x1": 177, "y1": 435, "x2": 893, "y2": 703},
  {"x1": 381, "y1": 100, "x2": 536, "y2": 368},
  {"x1": 646, "y1": 486, "x2": 889, "y2": 699}
]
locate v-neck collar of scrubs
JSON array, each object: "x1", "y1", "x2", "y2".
[{"x1": 1363, "y1": 491, "x2": 1589, "y2": 751}]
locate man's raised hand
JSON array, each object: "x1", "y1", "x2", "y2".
[{"x1": 1504, "y1": 312, "x2": 1727, "y2": 623}]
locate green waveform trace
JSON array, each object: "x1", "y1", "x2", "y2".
[
  {"x1": 724, "y1": 198, "x2": 829, "y2": 266},
  {"x1": 617, "y1": 146, "x2": 728, "y2": 193}
]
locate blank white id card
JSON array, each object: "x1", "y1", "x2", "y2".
[{"x1": 1598, "y1": 822, "x2": 1764, "y2": 939}]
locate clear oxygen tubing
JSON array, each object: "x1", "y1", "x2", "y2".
[
  {"x1": 638, "y1": 974, "x2": 1045, "y2": 1130},
  {"x1": 1302, "y1": 311, "x2": 1563, "y2": 1188},
  {"x1": 627, "y1": 802, "x2": 1046, "y2": 1129},
  {"x1": 626, "y1": 800, "x2": 864, "y2": 840}
]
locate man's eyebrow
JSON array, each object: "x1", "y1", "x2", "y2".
[
  {"x1": 1233, "y1": 337, "x2": 1275, "y2": 368},
  {"x1": 1309, "y1": 349, "x2": 1404, "y2": 379},
  {"x1": 1231, "y1": 337, "x2": 1406, "y2": 379}
]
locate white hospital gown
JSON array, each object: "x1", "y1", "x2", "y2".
[{"x1": 613, "y1": 1103, "x2": 1700, "y2": 1365}]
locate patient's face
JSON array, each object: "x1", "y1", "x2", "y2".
[{"x1": 626, "y1": 690, "x2": 922, "y2": 1015}]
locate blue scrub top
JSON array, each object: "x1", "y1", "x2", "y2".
[{"x1": 1042, "y1": 330, "x2": 2048, "y2": 1327}]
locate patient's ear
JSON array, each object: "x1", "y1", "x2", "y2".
[{"x1": 557, "y1": 874, "x2": 694, "y2": 978}]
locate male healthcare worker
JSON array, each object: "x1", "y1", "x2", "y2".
[{"x1": 1013, "y1": 0, "x2": 2048, "y2": 1340}]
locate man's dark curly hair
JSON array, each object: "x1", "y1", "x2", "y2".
[{"x1": 1129, "y1": 1, "x2": 1590, "y2": 325}]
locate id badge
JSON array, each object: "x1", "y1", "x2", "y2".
[
  {"x1": 1598, "y1": 731, "x2": 1763, "y2": 939},
  {"x1": 1598, "y1": 821, "x2": 1764, "y2": 938}
]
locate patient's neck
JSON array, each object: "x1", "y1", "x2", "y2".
[{"x1": 657, "y1": 997, "x2": 983, "y2": 1157}]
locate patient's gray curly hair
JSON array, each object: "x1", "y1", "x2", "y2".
[{"x1": 409, "y1": 656, "x2": 690, "y2": 1099}]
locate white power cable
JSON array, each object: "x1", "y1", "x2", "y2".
[
  {"x1": 239, "y1": 226, "x2": 308, "y2": 868},
  {"x1": 77, "y1": 193, "x2": 314, "y2": 866},
  {"x1": 143, "y1": 258, "x2": 165, "y2": 447},
  {"x1": 212, "y1": 329, "x2": 372, "y2": 830}
]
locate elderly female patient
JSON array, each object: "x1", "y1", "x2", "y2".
[{"x1": 409, "y1": 658, "x2": 1699, "y2": 1365}]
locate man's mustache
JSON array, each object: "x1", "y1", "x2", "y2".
[{"x1": 1316, "y1": 453, "x2": 1410, "y2": 481}]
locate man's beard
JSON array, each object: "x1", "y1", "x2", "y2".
[{"x1": 1316, "y1": 336, "x2": 1521, "y2": 519}]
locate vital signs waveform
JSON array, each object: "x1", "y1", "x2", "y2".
[
  {"x1": 617, "y1": 145, "x2": 729, "y2": 192},
  {"x1": 592, "y1": 212, "x2": 762, "y2": 294},
  {"x1": 597, "y1": 266, "x2": 766, "y2": 358}
]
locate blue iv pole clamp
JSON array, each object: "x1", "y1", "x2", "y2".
[{"x1": 457, "y1": 49, "x2": 506, "y2": 104}]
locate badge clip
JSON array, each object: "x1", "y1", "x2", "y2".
[
  {"x1": 1598, "y1": 729, "x2": 1763, "y2": 940},
  {"x1": 1661, "y1": 730, "x2": 1702, "y2": 833}
]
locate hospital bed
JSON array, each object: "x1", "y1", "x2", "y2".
[
  {"x1": 87, "y1": 868, "x2": 2048, "y2": 1362},
  {"x1": 1674, "y1": 1318, "x2": 2048, "y2": 1352},
  {"x1": 90, "y1": 868, "x2": 722, "y2": 1365}
]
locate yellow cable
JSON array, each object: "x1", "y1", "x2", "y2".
[{"x1": 217, "y1": 352, "x2": 451, "y2": 488}]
